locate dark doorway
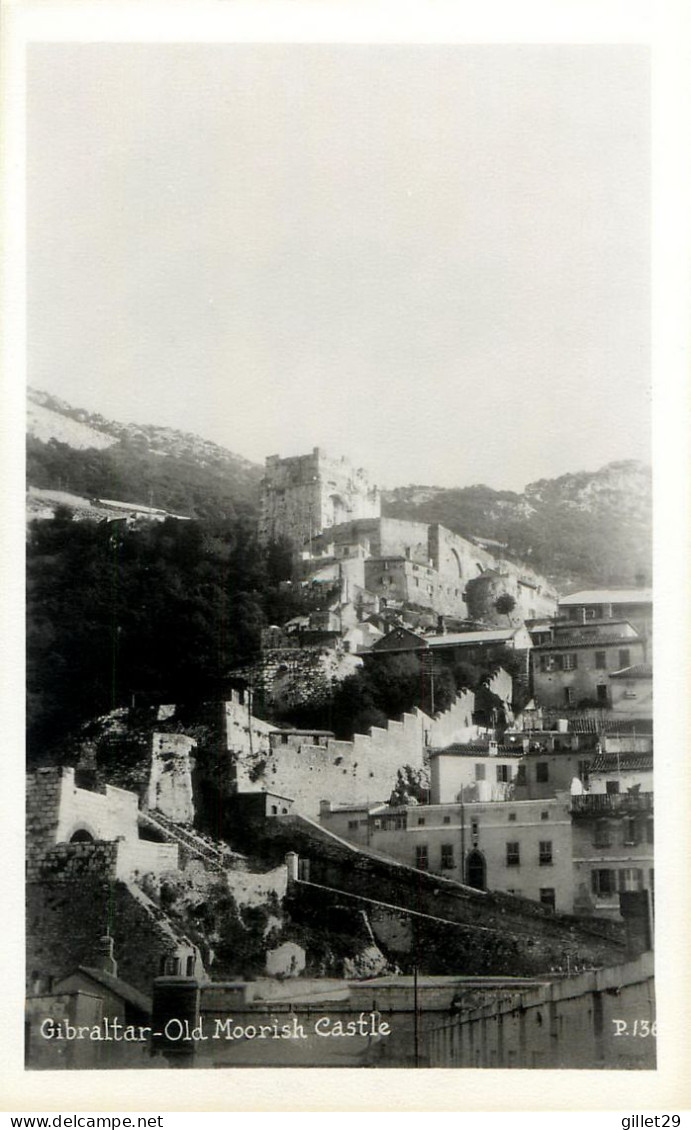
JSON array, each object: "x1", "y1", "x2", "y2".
[
  {"x1": 465, "y1": 849, "x2": 486, "y2": 890},
  {"x1": 69, "y1": 829, "x2": 94, "y2": 843}
]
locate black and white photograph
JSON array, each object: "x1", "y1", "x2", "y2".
[{"x1": 11, "y1": 3, "x2": 688, "y2": 1102}]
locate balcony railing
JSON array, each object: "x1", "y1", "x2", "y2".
[{"x1": 571, "y1": 792, "x2": 653, "y2": 816}]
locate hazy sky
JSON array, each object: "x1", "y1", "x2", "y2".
[{"x1": 28, "y1": 44, "x2": 650, "y2": 490}]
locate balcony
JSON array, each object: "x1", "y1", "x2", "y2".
[{"x1": 571, "y1": 792, "x2": 653, "y2": 816}]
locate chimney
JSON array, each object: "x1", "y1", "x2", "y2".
[{"x1": 97, "y1": 934, "x2": 118, "y2": 977}]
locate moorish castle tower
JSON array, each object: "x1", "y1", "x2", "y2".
[{"x1": 258, "y1": 447, "x2": 381, "y2": 549}]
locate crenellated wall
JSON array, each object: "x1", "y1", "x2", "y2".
[{"x1": 227, "y1": 689, "x2": 477, "y2": 818}]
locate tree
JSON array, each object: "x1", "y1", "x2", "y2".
[{"x1": 494, "y1": 593, "x2": 516, "y2": 625}]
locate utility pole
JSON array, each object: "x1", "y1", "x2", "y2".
[{"x1": 460, "y1": 784, "x2": 466, "y2": 885}]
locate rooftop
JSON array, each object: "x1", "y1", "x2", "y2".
[
  {"x1": 70, "y1": 967, "x2": 152, "y2": 1014},
  {"x1": 558, "y1": 588, "x2": 652, "y2": 606},
  {"x1": 424, "y1": 628, "x2": 520, "y2": 647},
  {"x1": 590, "y1": 752, "x2": 653, "y2": 773},
  {"x1": 430, "y1": 743, "x2": 524, "y2": 759},
  {"x1": 532, "y1": 635, "x2": 645, "y2": 651}
]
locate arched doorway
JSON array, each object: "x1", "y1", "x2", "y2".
[
  {"x1": 69, "y1": 828, "x2": 94, "y2": 843},
  {"x1": 465, "y1": 850, "x2": 486, "y2": 890}
]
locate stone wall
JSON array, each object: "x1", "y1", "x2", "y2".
[
  {"x1": 28, "y1": 837, "x2": 179, "y2": 884},
  {"x1": 258, "y1": 448, "x2": 380, "y2": 548},
  {"x1": 26, "y1": 875, "x2": 198, "y2": 995},
  {"x1": 314, "y1": 517, "x2": 557, "y2": 622},
  {"x1": 26, "y1": 767, "x2": 140, "y2": 869},
  {"x1": 230, "y1": 690, "x2": 477, "y2": 818},
  {"x1": 147, "y1": 732, "x2": 196, "y2": 823},
  {"x1": 259, "y1": 817, "x2": 628, "y2": 973},
  {"x1": 427, "y1": 952, "x2": 655, "y2": 1068}
]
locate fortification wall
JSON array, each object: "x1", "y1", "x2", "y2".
[
  {"x1": 426, "y1": 688, "x2": 477, "y2": 748},
  {"x1": 224, "y1": 690, "x2": 279, "y2": 757},
  {"x1": 27, "y1": 837, "x2": 179, "y2": 884},
  {"x1": 258, "y1": 449, "x2": 380, "y2": 548},
  {"x1": 428, "y1": 952, "x2": 655, "y2": 1068},
  {"x1": 318, "y1": 518, "x2": 557, "y2": 621},
  {"x1": 233, "y1": 690, "x2": 476, "y2": 817},
  {"x1": 27, "y1": 768, "x2": 140, "y2": 865},
  {"x1": 147, "y1": 732, "x2": 196, "y2": 823}
]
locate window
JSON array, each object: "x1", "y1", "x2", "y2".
[
  {"x1": 541, "y1": 811, "x2": 550, "y2": 821},
  {"x1": 415, "y1": 845, "x2": 429, "y2": 871},
  {"x1": 564, "y1": 688, "x2": 573, "y2": 706},
  {"x1": 619, "y1": 868, "x2": 644, "y2": 892},
  {"x1": 591, "y1": 869, "x2": 617, "y2": 896},
  {"x1": 271, "y1": 805, "x2": 278, "y2": 815},
  {"x1": 623, "y1": 818, "x2": 638, "y2": 846},
  {"x1": 539, "y1": 888, "x2": 556, "y2": 911},
  {"x1": 594, "y1": 821, "x2": 612, "y2": 848},
  {"x1": 563, "y1": 654, "x2": 578, "y2": 671},
  {"x1": 536, "y1": 763, "x2": 549, "y2": 783},
  {"x1": 618, "y1": 649, "x2": 631, "y2": 668},
  {"x1": 440, "y1": 844, "x2": 454, "y2": 869},
  {"x1": 443, "y1": 816, "x2": 451, "y2": 825},
  {"x1": 606, "y1": 780, "x2": 620, "y2": 795},
  {"x1": 578, "y1": 759, "x2": 592, "y2": 784},
  {"x1": 506, "y1": 842, "x2": 520, "y2": 867},
  {"x1": 348, "y1": 820, "x2": 359, "y2": 830},
  {"x1": 497, "y1": 764, "x2": 511, "y2": 783},
  {"x1": 471, "y1": 819, "x2": 479, "y2": 837},
  {"x1": 508, "y1": 812, "x2": 517, "y2": 822},
  {"x1": 597, "y1": 684, "x2": 609, "y2": 704},
  {"x1": 646, "y1": 818, "x2": 654, "y2": 844},
  {"x1": 539, "y1": 841, "x2": 553, "y2": 865},
  {"x1": 595, "y1": 651, "x2": 607, "y2": 669},
  {"x1": 475, "y1": 763, "x2": 486, "y2": 781},
  {"x1": 185, "y1": 955, "x2": 196, "y2": 977},
  {"x1": 312, "y1": 735, "x2": 320, "y2": 745},
  {"x1": 417, "y1": 817, "x2": 426, "y2": 826}
]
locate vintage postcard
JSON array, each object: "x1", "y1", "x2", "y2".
[{"x1": 4, "y1": 0, "x2": 691, "y2": 1114}]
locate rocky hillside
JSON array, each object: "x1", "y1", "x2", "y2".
[
  {"x1": 383, "y1": 461, "x2": 652, "y2": 590},
  {"x1": 26, "y1": 388, "x2": 651, "y2": 588},
  {"x1": 27, "y1": 387, "x2": 263, "y2": 520}
]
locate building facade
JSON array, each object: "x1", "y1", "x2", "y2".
[
  {"x1": 320, "y1": 795, "x2": 575, "y2": 913},
  {"x1": 531, "y1": 620, "x2": 647, "y2": 711}
]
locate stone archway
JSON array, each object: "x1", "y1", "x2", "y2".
[{"x1": 69, "y1": 828, "x2": 95, "y2": 843}]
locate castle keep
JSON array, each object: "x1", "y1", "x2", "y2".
[
  {"x1": 258, "y1": 447, "x2": 381, "y2": 548},
  {"x1": 258, "y1": 449, "x2": 557, "y2": 623}
]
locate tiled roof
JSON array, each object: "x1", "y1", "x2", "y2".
[
  {"x1": 558, "y1": 589, "x2": 652, "y2": 606},
  {"x1": 425, "y1": 629, "x2": 519, "y2": 647},
  {"x1": 430, "y1": 743, "x2": 523, "y2": 758},
  {"x1": 609, "y1": 664, "x2": 653, "y2": 679},
  {"x1": 554, "y1": 618, "x2": 637, "y2": 630},
  {"x1": 74, "y1": 968, "x2": 152, "y2": 1014},
  {"x1": 532, "y1": 635, "x2": 645, "y2": 650},
  {"x1": 604, "y1": 718, "x2": 654, "y2": 734},
  {"x1": 590, "y1": 753, "x2": 653, "y2": 773}
]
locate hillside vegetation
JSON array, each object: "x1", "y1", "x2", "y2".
[
  {"x1": 383, "y1": 461, "x2": 651, "y2": 590},
  {"x1": 27, "y1": 388, "x2": 651, "y2": 588}
]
